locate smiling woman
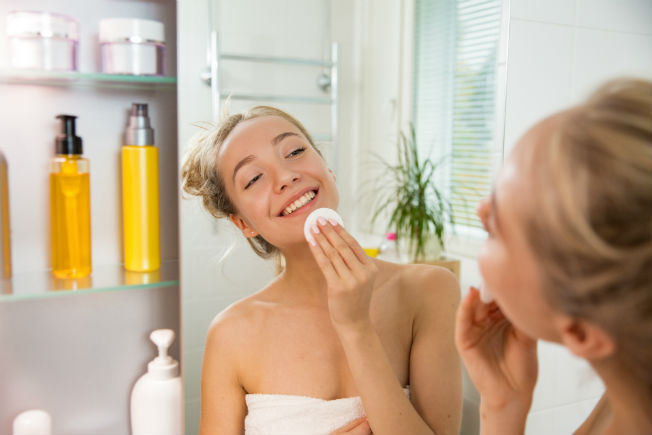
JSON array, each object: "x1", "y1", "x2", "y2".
[
  {"x1": 182, "y1": 106, "x2": 322, "y2": 262},
  {"x1": 180, "y1": 106, "x2": 463, "y2": 435}
]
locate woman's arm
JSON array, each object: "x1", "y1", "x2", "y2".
[
  {"x1": 310, "y1": 220, "x2": 461, "y2": 435},
  {"x1": 200, "y1": 313, "x2": 248, "y2": 435},
  {"x1": 455, "y1": 287, "x2": 538, "y2": 435},
  {"x1": 336, "y1": 267, "x2": 463, "y2": 435},
  {"x1": 409, "y1": 267, "x2": 463, "y2": 434}
]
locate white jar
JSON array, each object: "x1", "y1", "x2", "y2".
[
  {"x1": 99, "y1": 18, "x2": 165, "y2": 76},
  {"x1": 6, "y1": 11, "x2": 79, "y2": 71}
]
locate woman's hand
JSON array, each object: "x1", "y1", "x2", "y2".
[
  {"x1": 330, "y1": 417, "x2": 372, "y2": 435},
  {"x1": 455, "y1": 287, "x2": 538, "y2": 433},
  {"x1": 307, "y1": 217, "x2": 378, "y2": 334}
]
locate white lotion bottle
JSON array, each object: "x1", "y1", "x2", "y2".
[{"x1": 130, "y1": 329, "x2": 183, "y2": 435}]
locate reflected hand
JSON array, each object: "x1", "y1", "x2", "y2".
[
  {"x1": 330, "y1": 417, "x2": 372, "y2": 435},
  {"x1": 455, "y1": 287, "x2": 538, "y2": 414},
  {"x1": 308, "y1": 218, "x2": 378, "y2": 333}
]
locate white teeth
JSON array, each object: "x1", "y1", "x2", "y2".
[{"x1": 282, "y1": 191, "x2": 316, "y2": 216}]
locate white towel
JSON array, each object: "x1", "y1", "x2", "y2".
[{"x1": 244, "y1": 387, "x2": 410, "y2": 435}]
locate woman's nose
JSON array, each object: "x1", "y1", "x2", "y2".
[
  {"x1": 274, "y1": 169, "x2": 300, "y2": 192},
  {"x1": 476, "y1": 196, "x2": 490, "y2": 220}
]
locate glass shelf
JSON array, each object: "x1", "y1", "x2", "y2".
[
  {"x1": 0, "y1": 69, "x2": 177, "y2": 90},
  {"x1": 0, "y1": 260, "x2": 179, "y2": 301}
]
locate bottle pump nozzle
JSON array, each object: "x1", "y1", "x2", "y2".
[
  {"x1": 147, "y1": 329, "x2": 178, "y2": 379},
  {"x1": 55, "y1": 114, "x2": 83, "y2": 155},
  {"x1": 125, "y1": 103, "x2": 154, "y2": 146},
  {"x1": 150, "y1": 329, "x2": 174, "y2": 363}
]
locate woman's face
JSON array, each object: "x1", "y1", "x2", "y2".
[
  {"x1": 476, "y1": 121, "x2": 562, "y2": 342},
  {"x1": 217, "y1": 115, "x2": 338, "y2": 249}
]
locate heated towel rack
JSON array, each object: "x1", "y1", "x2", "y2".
[{"x1": 202, "y1": 32, "x2": 339, "y2": 172}]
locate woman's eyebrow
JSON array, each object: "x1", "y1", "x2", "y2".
[
  {"x1": 271, "y1": 131, "x2": 300, "y2": 145},
  {"x1": 232, "y1": 155, "x2": 255, "y2": 183},
  {"x1": 231, "y1": 132, "x2": 301, "y2": 183}
]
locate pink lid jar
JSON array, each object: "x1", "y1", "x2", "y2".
[{"x1": 6, "y1": 11, "x2": 79, "y2": 71}]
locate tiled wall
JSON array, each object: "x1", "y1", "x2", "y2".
[
  {"x1": 503, "y1": 0, "x2": 652, "y2": 433},
  {"x1": 504, "y1": 0, "x2": 652, "y2": 153}
]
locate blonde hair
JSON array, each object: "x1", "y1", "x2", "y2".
[
  {"x1": 522, "y1": 78, "x2": 652, "y2": 388},
  {"x1": 180, "y1": 105, "x2": 318, "y2": 265}
]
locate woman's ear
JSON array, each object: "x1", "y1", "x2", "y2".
[
  {"x1": 229, "y1": 214, "x2": 259, "y2": 239},
  {"x1": 556, "y1": 316, "x2": 616, "y2": 361}
]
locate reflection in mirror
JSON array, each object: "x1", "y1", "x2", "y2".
[
  {"x1": 178, "y1": 0, "x2": 506, "y2": 434},
  {"x1": 180, "y1": 0, "x2": 649, "y2": 433}
]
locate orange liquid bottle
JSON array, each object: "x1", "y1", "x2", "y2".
[{"x1": 50, "y1": 115, "x2": 91, "y2": 279}]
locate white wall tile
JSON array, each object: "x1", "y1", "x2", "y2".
[
  {"x1": 526, "y1": 396, "x2": 602, "y2": 435},
  {"x1": 183, "y1": 348, "x2": 205, "y2": 401},
  {"x1": 510, "y1": 0, "x2": 577, "y2": 26},
  {"x1": 530, "y1": 342, "x2": 604, "y2": 412},
  {"x1": 504, "y1": 19, "x2": 574, "y2": 153},
  {"x1": 571, "y1": 28, "x2": 652, "y2": 100},
  {"x1": 576, "y1": 0, "x2": 652, "y2": 35},
  {"x1": 185, "y1": 398, "x2": 201, "y2": 435}
]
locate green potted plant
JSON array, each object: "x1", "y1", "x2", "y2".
[{"x1": 367, "y1": 125, "x2": 459, "y2": 277}]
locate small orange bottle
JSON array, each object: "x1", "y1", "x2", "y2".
[{"x1": 50, "y1": 115, "x2": 91, "y2": 278}]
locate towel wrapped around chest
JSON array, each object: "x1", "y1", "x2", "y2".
[{"x1": 244, "y1": 387, "x2": 410, "y2": 435}]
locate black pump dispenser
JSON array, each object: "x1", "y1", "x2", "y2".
[{"x1": 55, "y1": 114, "x2": 83, "y2": 155}]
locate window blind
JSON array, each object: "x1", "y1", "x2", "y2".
[{"x1": 413, "y1": 0, "x2": 502, "y2": 233}]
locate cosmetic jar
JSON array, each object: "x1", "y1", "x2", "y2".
[
  {"x1": 6, "y1": 11, "x2": 79, "y2": 71},
  {"x1": 99, "y1": 18, "x2": 165, "y2": 76}
]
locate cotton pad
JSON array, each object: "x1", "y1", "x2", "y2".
[
  {"x1": 479, "y1": 283, "x2": 494, "y2": 304},
  {"x1": 304, "y1": 208, "x2": 344, "y2": 244}
]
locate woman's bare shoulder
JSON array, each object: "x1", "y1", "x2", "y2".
[
  {"x1": 205, "y1": 288, "x2": 277, "y2": 351},
  {"x1": 375, "y1": 260, "x2": 460, "y2": 303}
]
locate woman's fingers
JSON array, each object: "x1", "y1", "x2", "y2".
[
  {"x1": 329, "y1": 417, "x2": 371, "y2": 435},
  {"x1": 316, "y1": 218, "x2": 366, "y2": 270},
  {"x1": 311, "y1": 219, "x2": 369, "y2": 283},
  {"x1": 456, "y1": 287, "x2": 503, "y2": 350},
  {"x1": 311, "y1": 226, "x2": 356, "y2": 283},
  {"x1": 326, "y1": 221, "x2": 369, "y2": 264},
  {"x1": 308, "y1": 228, "x2": 345, "y2": 283}
]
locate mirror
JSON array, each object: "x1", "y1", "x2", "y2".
[
  {"x1": 177, "y1": 0, "x2": 501, "y2": 433},
  {"x1": 179, "y1": 0, "x2": 650, "y2": 434}
]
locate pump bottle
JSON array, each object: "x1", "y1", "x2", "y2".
[
  {"x1": 130, "y1": 329, "x2": 183, "y2": 435},
  {"x1": 122, "y1": 103, "x2": 160, "y2": 272},
  {"x1": 50, "y1": 115, "x2": 91, "y2": 279}
]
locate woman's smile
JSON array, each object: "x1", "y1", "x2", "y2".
[{"x1": 280, "y1": 188, "x2": 319, "y2": 217}]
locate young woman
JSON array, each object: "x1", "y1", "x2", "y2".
[
  {"x1": 456, "y1": 78, "x2": 652, "y2": 435},
  {"x1": 182, "y1": 106, "x2": 462, "y2": 435}
]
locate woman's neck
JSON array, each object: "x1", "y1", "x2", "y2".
[
  {"x1": 592, "y1": 362, "x2": 652, "y2": 435},
  {"x1": 275, "y1": 242, "x2": 329, "y2": 305}
]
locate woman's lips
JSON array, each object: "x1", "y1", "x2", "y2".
[{"x1": 279, "y1": 189, "x2": 319, "y2": 217}]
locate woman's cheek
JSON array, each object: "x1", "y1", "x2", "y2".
[{"x1": 477, "y1": 239, "x2": 503, "y2": 292}]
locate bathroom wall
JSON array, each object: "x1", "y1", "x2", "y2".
[{"x1": 503, "y1": 0, "x2": 652, "y2": 433}]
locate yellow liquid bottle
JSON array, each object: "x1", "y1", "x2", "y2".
[
  {"x1": 50, "y1": 115, "x2": 91, "y2": 279},
  {"x1": 122, "y1": 103, "x2": 160, "y2": 272}
]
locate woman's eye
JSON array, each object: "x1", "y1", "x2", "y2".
[
  {"x1": 245, "y1": 174, "x2": 261, "y2": 189},
  {"x1": 287, "y1": 147, "x2": 306, "y2": 157}
]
